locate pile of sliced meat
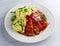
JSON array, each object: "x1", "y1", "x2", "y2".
[{"x1": 22, "y1": 11, "x2": 48, "y2": 36}]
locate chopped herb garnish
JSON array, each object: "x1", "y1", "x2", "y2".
[
  {"x1": 11, "y1": 16, "x2": 16, "y2": 22},
  {"x1": 20, "y1": 24, "x2": 24, "y2": 31},
  {"x1": 24, "y1": 9, "x2": 28, "y2": 12},
  {"x1": 31, "y1": 8, "x2": 34, "y2": 11},
  {"x1": 41, "y1": 14, "x2": 47, "y2": 22}
]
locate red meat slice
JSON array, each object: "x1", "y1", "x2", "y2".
[
  {"x1": 41, "y1": 22, "x2": 48, "y2": 30},
  {"x1": 24, "y1": 16, "x2": 35, "y2": 36},
  {"x1": 30, "y1": 11, "x2": 43, "y2": 35},
  {"x1": 31, "y1": 11, "x2": 42, "y2": 17},
  {"x1": 30, "y1": 11, "x2": 42, "y2": 22},
  {"x1": 31, "y1": 17, "x2": 42, "y2": 35}
]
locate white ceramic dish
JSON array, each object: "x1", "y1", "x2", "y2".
[{"x1": 4, "y1": 3, "x2": 55, "y2": 43}]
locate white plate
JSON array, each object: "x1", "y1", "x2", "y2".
[{"x1": 4, "y1": 2, "x2": 55, "y2": 43}]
